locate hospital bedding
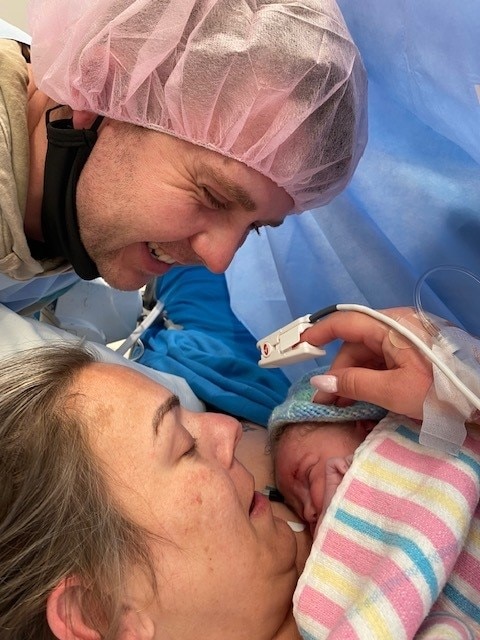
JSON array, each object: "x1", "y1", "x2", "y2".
[{"x1": 294, "y1": 414, "x2": 480, "y2": 639}]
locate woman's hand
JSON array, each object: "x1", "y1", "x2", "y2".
[{"x1": 301, "y1": 307, "x2": 433, "y2": 420}]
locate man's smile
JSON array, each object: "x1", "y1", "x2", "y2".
[{"x1": 147, "y1": 242, "x2": 177, "y2": 264}]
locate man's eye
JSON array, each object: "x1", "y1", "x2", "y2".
[{"x1": 201, "y1": 187, "x2": 228, "y2": 210}]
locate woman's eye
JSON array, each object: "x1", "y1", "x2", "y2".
[{"x1": 201, "y1": 187, "x2": 228, "y2": 210}]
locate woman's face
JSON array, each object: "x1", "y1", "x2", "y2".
[{"x1": 75, "y1": 363, "x2": 298, "y2": 639}]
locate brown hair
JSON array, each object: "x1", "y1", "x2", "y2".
[
  {"x1": 267, "y1": 420, "x2": 323, "y2": 455},
  {"x1": 0, "y1": 344, "x2": 155, "y2": 639}
]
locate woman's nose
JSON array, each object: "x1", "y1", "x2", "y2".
[
  {"x1": 198, "y1": 413, "x2": 242, "y2": 468},
  {"x1": 190, "y1": 226, "x2": 249, "y2": 273}
]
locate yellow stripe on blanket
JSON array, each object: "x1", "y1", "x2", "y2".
[
  {"x1": 359, "y1": 459, "x2": 465, "y2": 524},
  {"x1": 312, "y1": 561, "x2": 358, "y2": 601},
  {"x1": 467, "y1": 518, "x2": 480, "y2": 551},
  {"x1": 312, "y1": 560, "x2": 397, "y2": 639}
]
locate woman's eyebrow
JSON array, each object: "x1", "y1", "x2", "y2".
[{"x1": 152, "y1": 394, "x2": 180, "y2": 435}]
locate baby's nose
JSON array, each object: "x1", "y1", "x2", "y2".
[{"x1": 303, "y1": 500, "x2": 318, "y2": 525}]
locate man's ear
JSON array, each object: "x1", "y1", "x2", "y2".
[
  {"x1": 72, "y1": 110, "x2": 100, "y2": 130},
  {"x1": 46, "y1": 578, "x2": 101, "y2": 640}
]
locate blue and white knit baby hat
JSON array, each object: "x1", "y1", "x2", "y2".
[{"x1": 268, "y1": 366, "x2": 388, "y2": 437}]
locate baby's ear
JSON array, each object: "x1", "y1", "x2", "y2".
[
  {"x1": 354, "y1": 419, "x2": 377, "y2": 435},
  {"x1": 46, "y1": 578, "x2": 101, "y2": 640}
]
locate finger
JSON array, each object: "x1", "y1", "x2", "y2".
[
  {"x1": 309, "y1": 387, "x2": 339, "y2": 405},
  {"x1": 311, "y1": 366, "x2": 426, "y2": 419},
  {"x1": 309, "y1": 379, "x2": 355, "y2": 407},
  {"x1": 330, "y1": 341, "x2": 387, "y2": 371},
  {"x1": 301, "y1": 310, "x2": 390, "y2": 357}
]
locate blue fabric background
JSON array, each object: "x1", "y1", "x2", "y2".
[
  {"x1": 226, "y1": 0, "x2": 480, "y2": 382},
  {"x1": 138, "y1": 266, "x2": 290, "y2": 426}
]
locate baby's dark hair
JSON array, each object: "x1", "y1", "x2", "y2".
[{"x1": 267, "y1": 419, "x2": 358, "y2": 457}]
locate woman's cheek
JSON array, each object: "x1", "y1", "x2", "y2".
[{"x1": 173, "y1": 467, "x2": 235, "y2": 529}]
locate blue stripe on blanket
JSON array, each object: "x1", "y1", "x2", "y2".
[
  {"x1": 336, "y1": 509, "x2": 438, "y2": 599},
  {"x1": 396, "y1": 424, "x2": 420, "y2": 443},
  {"x1": 397, "y1": 425, "x2": 480, "y2": 476},
  {"x1": 457, "y1": 451, "x2": 480, "y2": 477},
  {"x1": 443, "y1": 583, "x2": 480, "y2": 621}
]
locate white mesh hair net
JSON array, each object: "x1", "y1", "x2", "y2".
[{"x1": 28, "y1": 0, "x2": 367, "y2": 211}]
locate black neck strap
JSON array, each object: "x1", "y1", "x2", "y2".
[{"x1": 41, "y1": 107, "x2": 104, "y2": 280}]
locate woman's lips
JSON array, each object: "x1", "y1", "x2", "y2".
[{"x1": 249, "y1": 491, "x2": 270, "y2": 517}]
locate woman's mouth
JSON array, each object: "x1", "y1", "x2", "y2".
[
  {"x1": 249, "y1": 492, "x2": 255, "y2": 515},
  {"x1": 147, "y1": 242, "x2": 176, "y2": 264},
  {"x1": 249, "y1": 491, "x2": 270, "y2": 517}
]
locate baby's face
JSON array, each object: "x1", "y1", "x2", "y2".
[{"x1": 274, "y1": 422, "x2": 366, "y2": 531}]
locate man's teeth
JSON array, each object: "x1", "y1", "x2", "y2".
[{"x1": 148, "y1": 242, "x2": 176, "y2": 264}]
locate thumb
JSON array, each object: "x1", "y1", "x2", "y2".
[{"x1": 310, "y1": 367, "x2": 413, "y2": 416}]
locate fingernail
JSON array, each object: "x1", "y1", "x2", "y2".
[{"x1": 310, "y1": 374, "x2": 338, "y2": 393}]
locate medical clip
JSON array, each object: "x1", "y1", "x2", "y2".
[{"x1": 257, "y1": 315, "x2": 326, "y2": 367}]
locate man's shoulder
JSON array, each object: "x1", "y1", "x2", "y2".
[
  {"x1": 0, "y1": 37, "x2": 28, "y2": 68},
  {"x1": 0, "y1": 39, "x2": 29, "y2": 104},
  {"x1": 0, "y1": 19, "x2": 31, "y2": 46}
]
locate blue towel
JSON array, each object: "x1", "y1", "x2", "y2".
[{"x1": 138, "y1": 266, "x2": 290, "y2": 426}]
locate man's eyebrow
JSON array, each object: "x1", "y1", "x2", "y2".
[
  {"x1": 199, "y1": 164, "x2": 257, "y2": 212},
  {"x1": 152, "y1": 394, "x2": 180, "y2": 435}
]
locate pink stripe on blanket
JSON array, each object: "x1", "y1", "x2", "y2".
[
  {"x1": 322, "y1": 529, "x2": 424, "y2": 637},
  {"x1": 297, "y1": 586, "x2": 357, "y2": 638},
  {"x1": 345, "y1": 479, "x2": 462, "y2": 568},
  {"x1": 375, "y1": 439, "x2": 478, "y2": 504}
]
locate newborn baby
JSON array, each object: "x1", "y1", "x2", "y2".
[
  {"x1": 268, "y1": 368, "x2": 480, "y2": 639},
  {"x1": 268, "y1": 367, "x2": 387, "y2": 536}
]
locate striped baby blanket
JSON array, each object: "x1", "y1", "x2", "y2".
[{"x1": 293, "y1": 414, "x2": 480, "y2": 639}]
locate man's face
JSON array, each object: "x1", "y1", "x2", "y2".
[{"x1": 76, "y1": 121, "x2": 294, "y2": 290}]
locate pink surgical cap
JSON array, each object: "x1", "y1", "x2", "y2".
[{"x1": 29, "y1": 0, "x2": 367, "y2": 211}]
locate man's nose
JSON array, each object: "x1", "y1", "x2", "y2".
[{"x1": 190, "y1": 226, "x2": 249, "y2": 273}]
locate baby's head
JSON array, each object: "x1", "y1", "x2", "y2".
[{"x1": 268, "y1": 368, "x2": 387, "y2": 532}]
